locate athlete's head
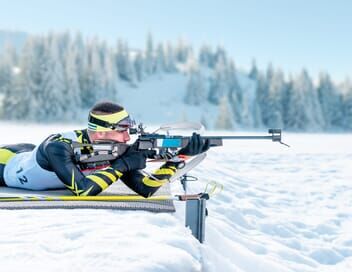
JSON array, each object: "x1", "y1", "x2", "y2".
[{"x1": 87, "y1": 101, "x2": 134, "y2": 143}]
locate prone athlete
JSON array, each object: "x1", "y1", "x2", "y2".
[{"x1": 0, "y1": 101, "x2": 209, "y2": 197}]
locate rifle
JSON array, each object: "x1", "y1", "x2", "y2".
[
  {"x1": 130, "y1": 122, "x2": 289, "y2": 159},
  {"x1": 134, "y1": 125, "x2": 288, "y2": 149},
  {"x1": 73, "y1": 122, "x2": 289, "y2": 164}
]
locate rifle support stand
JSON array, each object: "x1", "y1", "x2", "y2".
[
  {"x1": 180, "y1": 174, "x2": 198, "y2": 194},
  {"x1": 180, "y1": 175, "x2": 188, "y2": 193},
  {"x1": 185, "y1": 196, "x2": 208, "y2": 243}
]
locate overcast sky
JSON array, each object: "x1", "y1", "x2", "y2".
[{"x1": 0, "y1": 0, "x2": 351, "y2": 82}]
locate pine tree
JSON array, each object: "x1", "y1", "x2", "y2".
[
  {"x1": 300, "y1": 70, "x2": 325, "y2": 129},
  {"x1": 0, "y1": 45, "x2": 17, "y2": 119},
  {"x1": 252, "y1": 99, "x2": 263, "y2": 128},
  {"x1": 82, "y1": 40, "x2": 105, "y2": 108},
  {"x1": 64, "y1": 41, "x2": 82, "y2": 115},
  {"x1": 134, "y1": 51, "x2": 145, "y2": 81},
  {"x1": 245, "y1": 60, "x2": 263, "y2": 128},
  {"x1": 145, "y1": 32, "x2": 155, "y2": 75},
  {"x1": 15, "y1": 36, "x2": 46, "y2": 120},
  {"x1": 284, "y1": 79, "x2": 305, "y2": 130},
  {"x1": 256, "y1": 71, "x2": 269, "y2": 126},
  {"x1": 227, "y1": 60, "x2": 242, "y2": 125},
  {"x1": 265, "y1": 69, "x2": 285, "y2": 128},
  {"x1": 184, "y1": 67, "x2": 206, "y2": 105},
  {"x1": 317, "y1": 73, "x2": 343, "y2": 129},
  {"x1": 103, "y1": 48, "x2": 119, "y2": 101},
  {"x1": 215, "y1": 96, "x2": 234, "y2": 130},
  {"x1": 257, "y1": 64, "x2": 288, "y2": 128},
  {"x1": 208, "y1": 55, "x2": 229, "y2": 104},
  {"x1": 37, "y1": 35, "x2": 66, "y2": 121},
  {"x1": 340, "y1": 79, "x2": 352, "y2": 130},
  {"x1": 175, "y1": 38, "x2": 190, "y2": 63},
  {"x1": 155, "y1": 43, "x2": 166, "y2": 74},
  {"x1": 249, "y1": 59, "x2": 259, "y2": 80},
  {"x1": 165, "y1": 42, "x2": 177, "y2": 73},
  {"x1": 73, "y1": 32, "x2": 87, "y2": 104},
  {"x1": 0, "y1": 44, "x2": 17, "y2": 95},
  {"x1": 199, "y1": 45, "x2": 214, "y2": 68},
  {"x1": 214, "y1": 46, "x2": 227, "y2": 67},
  {"x1": 2, "y1": 68, "x2": 26, "y2": 120},
  {"x1": 80, "y1": 41, "x2": 92, "y2": 108},
  {"x1": 116, "y1": 40, "x2": 136, "y2": 85}
]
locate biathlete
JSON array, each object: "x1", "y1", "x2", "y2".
[{"x1": 0, "y1": 101, "x2": 209, "y2": 197}]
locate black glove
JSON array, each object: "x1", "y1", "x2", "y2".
[
  {"x1": 132, "y1": 140, "x2": 157, "y2": 159},
  {"x1": 112, "y1": 148, "x2": 156, "y2": 172},
  {"x1": 178, "y1": 133, "x2": 210, "y2": 156}
]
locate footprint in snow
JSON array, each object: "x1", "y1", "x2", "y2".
[
  {"x1": 260, "y1": 223, "x2": 294, "y2": 238},
  {"x1": 309, "y1": 248, "x2": 344, "y2": 265}
]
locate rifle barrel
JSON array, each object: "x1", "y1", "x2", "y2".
[
  {"x1": 137, "y1": 128, "x2": 285, "y2": 149},
  {"x1": 205, "y1": 136, "x2": 273, "y2": 140}
]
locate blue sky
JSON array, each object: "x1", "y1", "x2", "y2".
[{"x1": 0, "y1": 0, "x2": 351, "y2": 82}]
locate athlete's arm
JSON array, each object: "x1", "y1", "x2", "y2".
[
  {"x1": 120, "y1": 134, "x2": 209, "y2": 198},
  {"x1": 120, "y1": 161, "x2": 183, "y2": 198},
  {"x1": 45, "y1": 141, "x2": 122, "y2": 196}
]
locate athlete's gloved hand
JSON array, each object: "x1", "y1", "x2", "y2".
[
  {"x1": 132, "y1": 140, "x2": 158, "y2": 159},
  {"x1": 178, "y1": 133, "x2": 210, "y2": 156},
  {"x1": 112, "y1": 148, "x2": 156, "y2": 172}
]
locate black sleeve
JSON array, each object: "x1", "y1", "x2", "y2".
[
  {"x1": 45, "y1": 141, "x2": 123, "y2": 196},
  {"x1": 120, "y1": 161, "x2": 181, "y2": 198}
]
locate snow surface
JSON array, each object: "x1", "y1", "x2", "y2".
[{"x1": 0, "y1": 123, "x2": 351, "y2": 271}]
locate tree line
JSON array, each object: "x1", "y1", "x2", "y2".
[{"x1": 0, "y1": 32, "x2": 351, "y2": 131}]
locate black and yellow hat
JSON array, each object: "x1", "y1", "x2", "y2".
[{"x1": 88, "y1": 102, "x2": 134, "y2": 132}]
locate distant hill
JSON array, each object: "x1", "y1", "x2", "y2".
[
  {"x1": 0, "y1": 30, "x2": 28, "y2": 51},
  {"x1": 0, "y1": 31, "x2": 351, "y2": 131}
]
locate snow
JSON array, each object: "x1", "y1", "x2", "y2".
[
  {"x1": 117, "y1": 72, "x2": 257, "y2": 130},
  {"x1": 0, "y1": 122, "x2": 351, "y2": 271},
  {"x1": 119, "y1": 74, "x2": 219, "y2": 128}
]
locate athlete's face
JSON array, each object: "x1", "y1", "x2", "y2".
[{"x1": 90, "y1": 130, "x2": 131, "y2": 143}]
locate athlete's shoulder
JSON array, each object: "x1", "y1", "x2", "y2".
[
  {"x1": 38, "y1": 129, "x2": 90, "y2": 160},
  {"x1": 44, "y1": 129, "x2": 89, "y2": 144},
  {"x1": 38, "y1": 130, "x2": 78, "y2": 155}
]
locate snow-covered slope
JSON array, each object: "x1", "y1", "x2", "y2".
[
  {"x1": 117, "y1": 72, "x2": 258, "y2": 130},
  {"x1": 118, "y1": 74, "x2": 219, "y2": 129},
  {"x1": 0, "y1": 123, "x2": 351, "y2": 271}
]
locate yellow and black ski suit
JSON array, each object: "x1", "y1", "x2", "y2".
[{"x1": 0, "y1": 129, "x2": 180, "y2": 197}]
